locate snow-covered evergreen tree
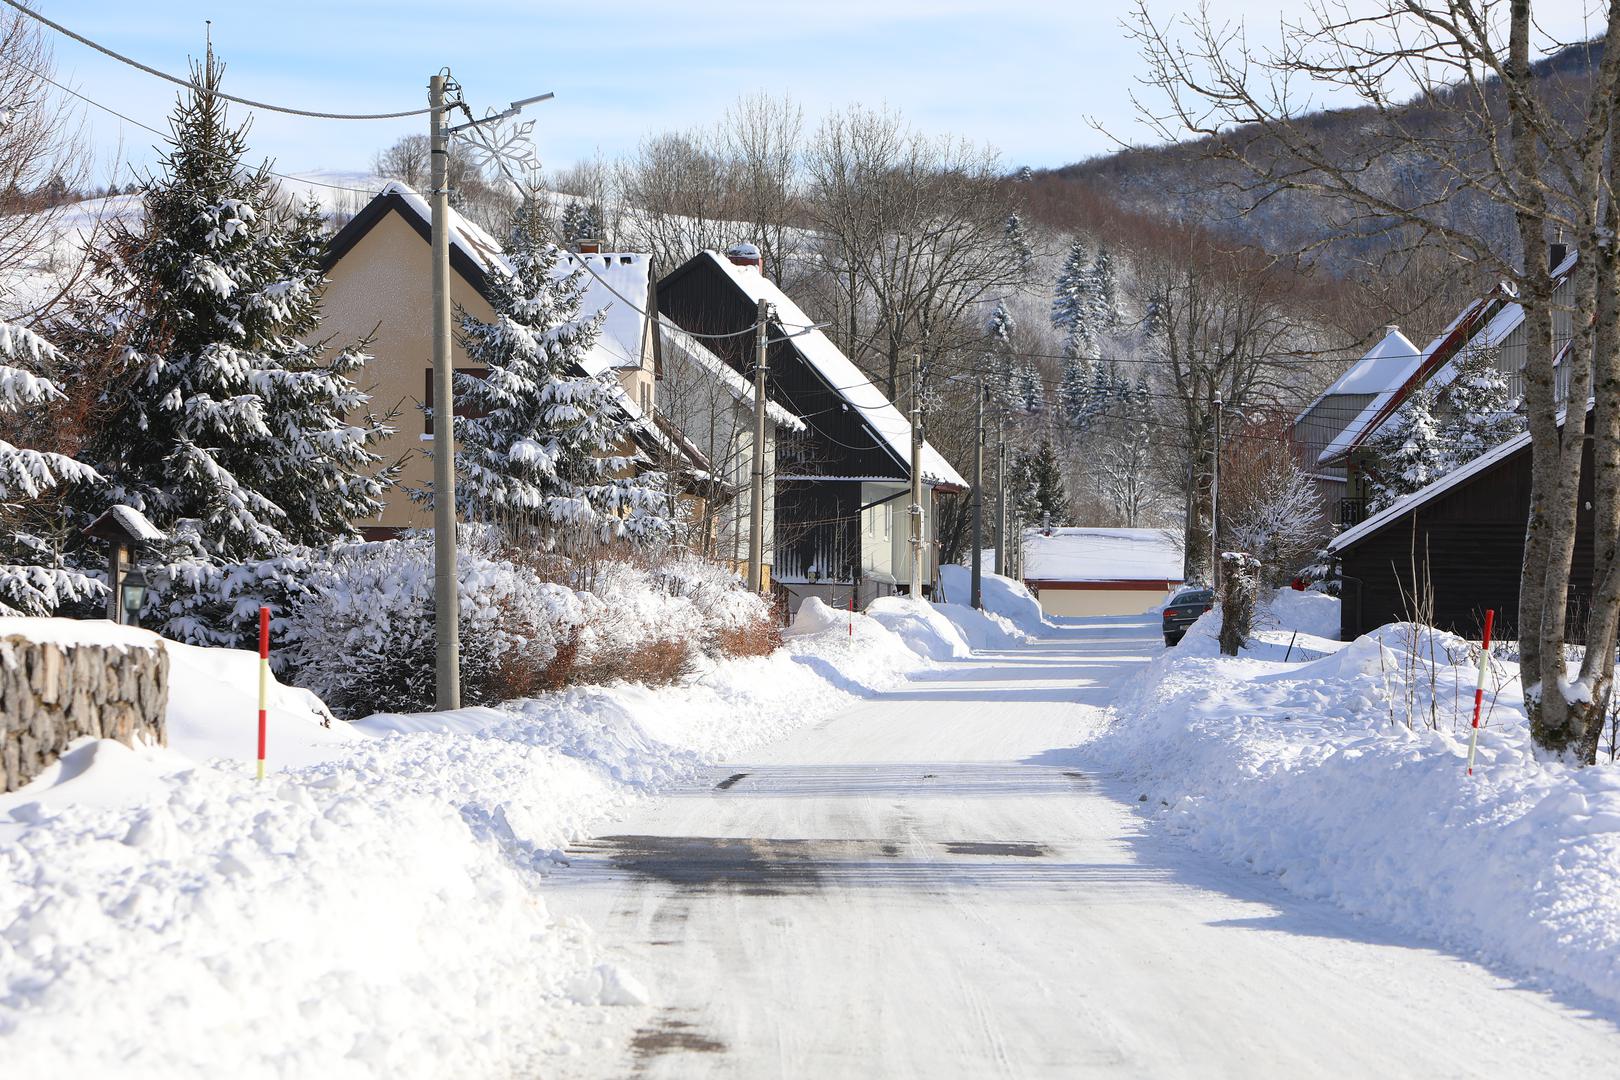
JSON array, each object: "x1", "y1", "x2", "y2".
[
  {"x1": 0, "y1": 320, "x2": 102, "y2": 614},
  {"x1": 1009, "y1": 437, "x2": 1068, "y2": 527},
  {"x1": 1366, "y1": 385, "x2": 1447, "y2": 512},
  {"x1": 1005, "y1": 212, "x2": 1034, "y2": 275},
  {"x1": 984, "y1": 301, "x2": 1019, "y2": 410},
  {"x1": 1059, "y1": 351, "x2": 1092, "y2": 427},
  {"x1": 449, "y1": 198, "x2": 673, "y2": 549},
  {"x1": 1017, "y1": 354, "x2": 1044, "y2": 415},
  {"x1": 1437, "y1": 346, "x2": 1523, "y2": 462},
  {"x1": 1090, "y1": 245, "x2": 1120, "y2": 329},
  {"x1": 1051, "y1": 238, "x2": 1094, "y2": 357},
  {"x1": 561, "y1": 201, "x2": 602, "y2": 244},
  {"x1": 78, "y1": 53, "x2": 389, "y2": 562}
]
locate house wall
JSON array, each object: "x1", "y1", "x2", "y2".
[
  {"x1": 1030, "y1": 582, "x2": 1175, "y2": 618},
  {"x1": 1338, "y1": 431, "x2": 1595, "y2": 641},
  {"x1": 321, "y1": 209, "x2": 496, "y2": 532},
  {"x1": 321, "y1": 209, "x2": 662, "y2": 535}
]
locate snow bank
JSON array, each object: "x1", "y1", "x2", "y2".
[
  {"x1": 1, "y1": 601, "x2": 938, "y2": 1077},
  {"x1": 938, "y1": 564, "x2": 1050, "y2": 634},
  {"x1": 1088, "y1": 620, "x2": 1620, "y2": 1009},
  {"x1": 1262, "y1": 587, "x2": 1342, "y2": 640},
  {"x1": 865, "y1": 596, "x2": 973, "y2": 660}
]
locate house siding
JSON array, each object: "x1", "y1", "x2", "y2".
[{"x1": 1337, "y1": 429, "x2": 1595, "y2": 641}]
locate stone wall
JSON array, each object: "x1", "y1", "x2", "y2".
[{"x1": 1, "y1": 633, "x2": 169, "y2": 793}]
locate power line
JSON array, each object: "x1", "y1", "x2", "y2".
[
  {"x1": 2, "y1": 0, "x2": 436, "y2": 120},
  {"x1": 16, "y1": 58, "x2": 390, "y2": 197}
]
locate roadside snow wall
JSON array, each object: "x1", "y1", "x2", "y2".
[{"x1": 2, "y1": 622, "x2": 168, "y2": 791}]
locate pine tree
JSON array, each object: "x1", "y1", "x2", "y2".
[
  {"x1": 0, "y1": 321, "x2": 102, "y2": 614},
  {"x1": 561, "y1": 200, "x2": 602, "y2": 244},
  {"x1": 1009, "y1": 437, "x2": 1068, "y2": 527},
  {"x1": 78, "y1": 53, "x2": 389, "y2": 562},
  {"x1": 1051, "y1": 238, "x2": 1094, "y2": 358},
  {"x1": 449, "y1": 198, "x2": 673, "y2": 549}
]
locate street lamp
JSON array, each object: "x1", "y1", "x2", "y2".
[{"x1": 120, "y1": 565, "x2": 149, "y2": 626}]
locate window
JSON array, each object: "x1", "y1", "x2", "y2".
[{"x1": 884, "y1": 501, "x2": 892, "y2": 538}]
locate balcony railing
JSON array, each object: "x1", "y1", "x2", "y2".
[{"x1": 1337, "y1": 497, "x2": 1369, "y2": 527}]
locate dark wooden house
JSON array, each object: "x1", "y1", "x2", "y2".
[
  {"x1": 657, "y1": 248, "x2": 967, "y2": 609},
  {"x1": 1327, "y1": 415, "x2": 1594, "y2": 642}
]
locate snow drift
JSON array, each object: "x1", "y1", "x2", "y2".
[{"x1": 1087, "y1": 591, "x2": 1620, "y2": 1010}]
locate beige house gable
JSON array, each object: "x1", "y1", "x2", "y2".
[{"x1": 318, "y1": 187, "x2": 663, "y2": 534}]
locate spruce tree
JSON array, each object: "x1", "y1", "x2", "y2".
[
  {"x1": 450, "y1": 198, "x2": 673, "y2": 549},
  {"x1": 1090, "y1": 245, "x2": 1120, "y2": 329},
  {"x1": 984, "y1": 301, "x2": 1019, "y2": 410},
  {"x1": 1005, "y1": 212, "x2": 1034, "y2": 275},
  {"x1": 78, "y1": 53, "x2": 389, "y2": 562},
  {"x1": 1017, "y1": 354, "x2": 1044, "y2": 415},
  {"x1": 0, "y1": 321, "x2": 102, "y2": 614},
  {"x1": 1051, "y1": 238, "x2": 1094, "y2": 357},
  {"x1": 1008, "y1": 437, "x2": 1068, "y2": 528},
  {"x1": 1366, "y1": 386, "x2": 1446, "y2": 511},
  {"x1": 1437, "y1": 346, "x2": 1523, "y2": 462},
  {"x1": 1059, "y1": 351, "x2": 1092, "y2": 427}
]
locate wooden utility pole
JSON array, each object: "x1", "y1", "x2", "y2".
[
  {"x1": 971, "y1": 378, "x2": 984, "y2": 610},
  {"x1": 747, "y1": 298, "x2": 771, "y2": 593},
  {"x1": 1211, "y1": 394, "x2": 1223, "y2": 591},
  {"x1": 909, "y1": 353, "x2": 925, "y2": 599},
  {"x1": 429, "y1": 72, "x2": 460, "y2": 711}
]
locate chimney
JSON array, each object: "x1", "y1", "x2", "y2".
[
  {"x1": 1549, "y1": 240, "x2": 1568, "y2": 270},
  {"x1": 725, "y1": 242, "x2": 762, "y2": 271},
  {"x1": 574, "y1": 237, "x2": 602, "y2": 255},
  {"x1": 1384, "y1": 324, "x2": 1400, "y2": 336}
]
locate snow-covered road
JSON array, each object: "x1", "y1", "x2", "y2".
[{"x1": 547, "y1": 615, "x2": 1620, "y2": 1078}]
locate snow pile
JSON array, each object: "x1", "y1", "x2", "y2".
[
  {"x1": 934, "y1": 603, "x2": 1028, "y2": 650},
  {"x1": 1088, "y1": 617, "x2": 1620, "y2": 1008},
  {"x1": 0, "y1": 599, "x2": 935, "y2": 1077},
  {"x1": 1262, "y1": 587, "x2": 1341, "y2": 640},
  {"x1": 939, "y1": 563, "x2": 1051, "y2": 634},
  {"x1": 865, "y1": 596, "x2": 973, "y2": 660}
]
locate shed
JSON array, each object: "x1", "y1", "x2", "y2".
[{"x1": 1021, "y1": 528, "x2": 1184, "y2": 617}]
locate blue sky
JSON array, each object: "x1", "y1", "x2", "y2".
[{"x1": 30, "y1": 1, "x2": 1615, "y2": 186}]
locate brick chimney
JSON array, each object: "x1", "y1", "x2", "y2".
[
  {"x1": 725, "y1": 242, "x2": 762, "y2": 270},
  {"x1": 574, "y1": 237, "x2": 602, "y2": 255}
]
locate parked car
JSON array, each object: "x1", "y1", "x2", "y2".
[{"x1": 1162, "y1": 587, "x2": 1214, "y2": 646}]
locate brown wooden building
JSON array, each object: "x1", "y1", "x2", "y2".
[{"x1": 1327, "y1": 416, "x2": 1594, "y2": 642}]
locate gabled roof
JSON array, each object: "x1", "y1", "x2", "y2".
[
  {"x1": 675, "y1": 251, "x2": 968, "y2": 490},
  {"x1": 657, "y1": 316, "x2": 805, "y2": 431},
  {"x1": 322, "y1": 182, "x2": 654, "y2": 377},
  {"x1": 1295, "y1": 326, "x2": 1421, "y2": 427},
  {"x1": 1318, "y1": 250, "x2": 1579, "y2": 467}
]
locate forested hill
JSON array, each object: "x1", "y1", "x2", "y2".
[{"x1": 1022, "y1": 36, "x2": 1604, "y2": 296}]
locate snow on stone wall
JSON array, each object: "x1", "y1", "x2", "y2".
[{"x1": 1, "y1": 624, "x2": 168, "y2": 791}]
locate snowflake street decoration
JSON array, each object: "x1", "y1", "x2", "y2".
[{"x1": 456, "y1": 113, "x2": 542, "y2": 187}]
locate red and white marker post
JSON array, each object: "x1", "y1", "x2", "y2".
[
  {"x1": 849, "y1": 590, "x2": 854, "y2": 637},
  {"x1": 257, "y1": 605, "x2": 270, "y2": 781},
  {"x1": 1466, "y1": 608, "x2": 1495, "y2": 776}
]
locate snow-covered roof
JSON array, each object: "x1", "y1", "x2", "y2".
[
  {"x1": 1295, "y1": 326, "x2": 1420, "y2": 426},
  {"x1": 1022, "y1": 528, "x2": 1185, "y2": 583},
  {"x1": 1316, "y1": 301, "x2": 1485, "y2": 466},
  {"x1": 694, "y1": 251, "x2": 968, "y2": 490},
  {"x1": 657, "y1": 316, "x2": 804, "y2": 431}
]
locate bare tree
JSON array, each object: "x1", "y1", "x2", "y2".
[
  {"x1": 717, "y1": 93, "x2": 805, "y2": 285},
  {"x1": 617, "y1": 129, "x2": 736, "y2": 273},
  {"x1": 1130, "y1": 0, "x2": 1620, "y2": 762}
]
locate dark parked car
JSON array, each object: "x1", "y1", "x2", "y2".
[{"x1": 1162, "y1": 587, "x2": 1214, "y2": 646}]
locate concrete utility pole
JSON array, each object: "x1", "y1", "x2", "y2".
[
  {"x1": 909, "y1": 353, "x2": 926, "y2": 599},
  {"x1": 1211, "y1": 393, "x2": 1223, "y2": 591},
  {"x1": 429, "y1": 72, "x2": 460, "y2": 711},
  {"x1": 994, "y1": 414, "x2": 1007, "y2": 578},
  {"x1": 747, "y1": 298, "x2": 771, "y2": 593},
  {"x1": 970, "y1": 378, "x2": 984, "y2": 610}
]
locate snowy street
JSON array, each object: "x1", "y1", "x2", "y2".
[{"x1": 548, "y1": 616, "x2": 1620, "y2": 1078}]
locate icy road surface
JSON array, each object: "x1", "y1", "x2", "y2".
[{"x1": 547, "y1": 615, "x2": 1620, "y2": 1077}]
